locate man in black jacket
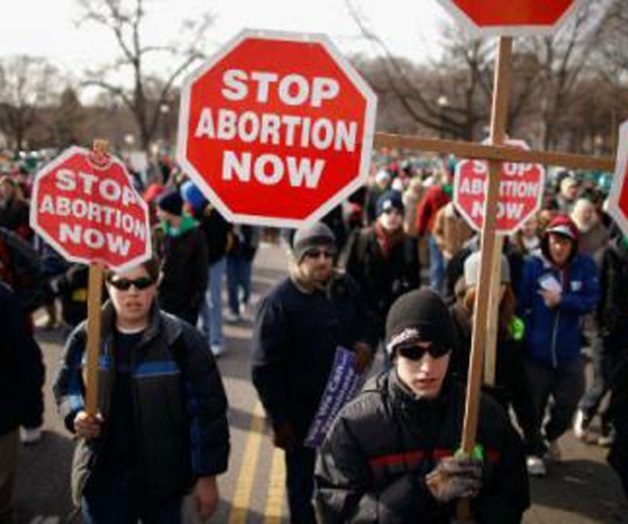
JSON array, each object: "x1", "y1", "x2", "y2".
[
  {"x1": 252, "y1": 222, "x2": 376, "y2": 524},
  {"x1": 316, "y1": 289, "x2": 529, "y2": 523},
  {"x1": 343, "y1": 190, "x2": 420, "y2": 340},
  {"x1": 0, "y1": 280, "x2": 44, "y2": 523},
  {"x1": 53, "y1": 256, "x2": 229, "y2": 523},
  {"x1": 154, "y1": 187, "x2": 209, "y2": 325}
]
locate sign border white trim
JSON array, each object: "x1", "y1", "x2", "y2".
[
  {"x1": 30, "y1": 146, "x2": 153, "y2": 273},
  {"x1": 176, "y1": 28, "x2": 377, "y2": 229},
  {"x1": 608, "y1": 120, "x2": 628, "y2": 237},
  {"x1": 436, "y1": 0, "x2": 588, "y2": 37}
]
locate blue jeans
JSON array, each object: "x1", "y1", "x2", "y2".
[
  {"x1": 226, "y1": 255, "x2": 253, "y2": 315},
  {"x1": 285, "y1": 445, "x2": 316, "y2": 524},
  {"x1": 198, "y1": 257, "x2": 226, "y2": 347},
  {"x1": 427, "y1": 233, "x2": 446, "y2": 295},
  {"x1": 82, "y1": 466, "x2": 182, "y2": 523}
]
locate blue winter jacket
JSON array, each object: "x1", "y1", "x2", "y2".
[{"x1": 518, "y1": 253, "x2": 599, "y2": 368}]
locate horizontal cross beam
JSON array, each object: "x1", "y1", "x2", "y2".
[{"x1": 374, "y1": 132, "x2": 615, "y2": 173}]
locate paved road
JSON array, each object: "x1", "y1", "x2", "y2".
[{"x1": 15, "y1": 241, "x2": 627, "y2": 523}]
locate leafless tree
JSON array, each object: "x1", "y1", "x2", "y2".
[
  {"x1": 344, "y1": 0, "x2": 543, "y2": 141},
  {"x1": 77, "y1": 0, "x2": 213, "y2": 152},
  {"x1": 0, "y1": 55, "x2": 60, "y2": 151}
]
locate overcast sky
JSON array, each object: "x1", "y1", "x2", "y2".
[{"x1": 2, "y1": 0, "x2": 450, "y2": 88}]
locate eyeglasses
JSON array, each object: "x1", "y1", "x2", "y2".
[
  {"x1": 304, "y1": 249, "x2": 335, "y2": 260},
  {"x1": 397, "y1": 343, "x2": 450, "y2": 361},
  {"x1": 108, "y1": 276, "x2": 155, "y2": 291}
]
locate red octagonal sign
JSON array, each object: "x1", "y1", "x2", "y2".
[
  {"x1": 30, "y1": 147, "x2": 152, "y2": 272},
  {"x1": 438, "y1": 0, "x2": 586, "y2": 37},
  {"x1": 177, "y1": 30, "x2": 377, "y2": 228},
  {"x1": 454, "y1": 140, "x2": 546, "y2": 235}
]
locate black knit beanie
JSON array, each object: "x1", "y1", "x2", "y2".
[
  {"x1": 385, "y1": 288, "x2": 455, "y2": 356},
  {"x1": 156, "y1": 187, "x2": 183, "y2": 216}
]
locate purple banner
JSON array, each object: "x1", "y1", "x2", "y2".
[{"x1": 305, "y1": 346, "x2": 367, "y2": 449}]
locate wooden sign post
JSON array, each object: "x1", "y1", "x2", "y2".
[
  {"x1": 84, "y1": 261, "x2": 104, "y2": 415},
  {"x1": 84, "y1": 139, "x2": 108, "y2": 416}
]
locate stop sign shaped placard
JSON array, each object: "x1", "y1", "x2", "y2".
[
  {"x1": 608, "y1": 120, "x2": 628, "y2": 237},
  {"x1": 30, "y1": 147, "x2": 152, "y2": 271},
  {"x1": 454, "y1": 140, "x2": 546, "y2": 234},
  {"x1": 437, "y1": 0, "x2": 586, "y2": 36},
  {"x1": 177, "y1": 30, "x2": 377, "y2": 228}
]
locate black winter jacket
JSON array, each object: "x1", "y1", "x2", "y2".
[
  {"x1": 0, "y1": 282, "x2": 44, "y2": 436},
  {"x1": 596, "y1": 236, "x2": 628, "y2": 347},
  {"x1": 155, "y1": 219, "x2": 209, "y2": 319},
  {"x1": 252, "y1": 272, "x2": 377, "y2": 439},
  {"x1": 343, "y1": 227, "x2": 420, "y2": 338},
  {"x1": 316, "y1": 371, "x2": 529, "y2": 523},
  {"x1": 53, "y1": 302, "x2": 230, "y2": 505}
]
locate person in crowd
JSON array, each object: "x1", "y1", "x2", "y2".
[
  {"x1": 365, "y1": 169, "x2": 392, "y2": 224},
  {"x1": 432, "y1": 201, "x2": 474, "y2": 272},
  {"x1": 575, "y1": 232, "x2": 628, "y2": 446},
  {"x1": 445, "y1": 234, "x2": 525, "y2": 305},
  {"x1": 142, "y1": 183, "x2": 166, "y2": 227},
  {"x1": 511, "y1": 215, "x2": 542, "y2": 258},
  {"x1": 37, "y1": 241, "x2": 69, "y2": 330},
  {"x1": 225, "y1": 225, "x2": 260, "y2": 322},
  {"x1": 0, "y1": 226, "x2": 45, "y2": 315},
  {"x1": 414, "y1": 166, "x2": 452, "y2": 294},
  {"x1": 343, "y1": 190, "x2": 420, "y2": 341},
  {"x1": 0, "y1": 279, "x2": 45, "y2": 521},
  {"x1": 53, "y1": 257, "x2": 229, "y2": 523},
  {"x1": 518, "y1": 215, "x2": 599, "y2": 468},
  {"x1": 402, "y1": 177, "x2": 425, "y2": 238},
  {"x1": 0, "y1": 176, "x2": 31, "y2": 241},
  {"x1": 252, "y1": 223, "x2": 376, "y2": 524},
  {"x1": 450, "y1": 252, "x2": 547, "y2": 475},
  {"x1": 315, "y1": 288, "x2": 529, "y2": 523},
  {"x1": 50, "y1": 263, "x2": 89, "y2": 332},
  {"x1": 570, "y1": 196, "x2": 610, "y2": 258},
  {"x1": 551, "y1": 174, "x2": 579, "y2": 214},
  {"x1": 182, "y1": 181, "x2": 231, "y2": 357},
  {"x1": 608, "y1": 330, "x2": 628, "y2": 503},
  {"x1": 321, "y1": 205, "x2": 348, "y2": 253},
  {"x1": 154, "y1": 187, "x2": 209, "y2": 326}
]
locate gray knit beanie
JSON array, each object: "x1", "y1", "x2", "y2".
[
  {"x1": 463, "y1": 251, "x2": 511, "y2": 288},
  {"x1": 292, "y1": 222, "x2": 336, "y2": 263}
]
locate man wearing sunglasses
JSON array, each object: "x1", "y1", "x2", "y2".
[
  {"x1": 53, "y1": 256, "x2": 230, "y2": 523},
  {"x1": 252, "y1": 222, "x2": 377, "y2": 524},
  {"x1": 316, "y1": 288, "x2": 529, "y2": 523}
]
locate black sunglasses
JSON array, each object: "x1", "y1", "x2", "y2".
[
  {"x1": 397, "y1": 343, "x2": 450, "y2": 361},
  {"x1": 305, "y1": 249, "x2": 335, "y2": 259},
  {"x1": 108, "y1": 276, "x2": 155, "y2": 291}
]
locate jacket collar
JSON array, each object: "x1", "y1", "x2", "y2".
[{"x1": 100, "y1": 300, "x2": 182, "y2": 348}]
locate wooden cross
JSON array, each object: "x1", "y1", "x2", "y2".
[{"x1": 374, "y1": 36, "x2": 615, "y2": 520}]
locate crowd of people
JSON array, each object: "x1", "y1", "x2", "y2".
[{"x1": 0, "y1": 150, "x2": 627, "y2": 523}]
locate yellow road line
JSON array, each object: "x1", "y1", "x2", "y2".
[
  {"x1": 264, "y1": 447, "x2": 286, "y2": 524},
  {"x1": 229, "y1": 402, "x2": 265, "y2": 524}
]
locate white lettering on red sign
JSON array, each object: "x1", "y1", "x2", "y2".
[
  {"x1": 38, "y1": 168, "x2": 147, "y2": 257},
  {"x1": 453, "y1": 150, "x2": 545, "y2": 234},
  {"x1": 191, "y1": 69, "x2": 359, "y2": 189}
]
